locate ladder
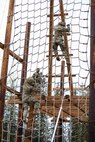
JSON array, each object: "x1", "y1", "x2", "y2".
[
  {"x1": 48, "y1": 0, "x2": 73, "y2": 97},
  {"x1": 24, "y1": 0, "x2": 74, "y2": 141}
]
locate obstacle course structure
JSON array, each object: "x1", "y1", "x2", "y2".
[{"x1": 0, "y1": 0, "x2": 94, "y2": 142}]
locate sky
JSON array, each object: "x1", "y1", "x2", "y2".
[
  {"x1": 0, "y1": 0, "x2": 9, "y2": 42},
  {"x1": 0, "y1": 0, "x2": 9, "y2": 78}
]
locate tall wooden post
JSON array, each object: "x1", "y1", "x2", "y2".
[
  {"x1": 20, "y1": 22, "x2": 31, "y2": 93},
  {"x1": 89, "y1": 0, "x2": 95, "y2": 141},
  {"x1": 59, "y1": 0, "x2": 73, "y2": 96},
  {"x1": 48, "y1": 0, "x2": 54, "y2": 96},
  {"x1": 17, "y1": 22, "x2": 31, "y2": 142},
  {"x1": 60, "y1": 61, "x2": 65, "y2": 96},
  {"x1": 0, "y1": 0, "x2": 14, "y2": 141},
  {"x1": 55, "y1": 61, "x2": 65, "y2": 142}
]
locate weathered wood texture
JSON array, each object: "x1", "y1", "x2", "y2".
[
  {"x1": 59, "y1": 0, "x2": 73, "y2": 96},
  {"x1": 48, "y1": 0, "x2": 54, "y2": 96},
  {"x1": 89, "y1": 0, "x2": 95, "y2": 141},
  {"x1": 7, "y1": 95, "x2": 89, "y2": 122},
  {"x1": 17, "y1": 22, "x2": 31, "y2": 142},
  {"x1": 0, "y1": 0, "x2": 14, "y2": 141},
  {"x1": 0, "y1": 42, "x2": 23, "y2": 62}
]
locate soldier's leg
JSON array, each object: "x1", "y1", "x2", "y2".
[
  {"x1": 33, "y1": 102, "x2": 40, "y2": 114},
  {"x1": 53, "y1": 42, "x2": 58, "y2": 56},
  {"x1": 53, "y1": 42, "x2": 60, "y2": 61},
  {"x1": 60, "y1": 44, "x2": 67, "y2": 57},
  {"x1": 29, "y1": 96, "x2": 40, "y2": 114},
  {"x1": 23, "y1": 103, "x2": 29, "y2": 123}
]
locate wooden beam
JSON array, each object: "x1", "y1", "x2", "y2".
[
  {"x1": 47, "y1": 13, "x2": 68, "y2": 17},
  {"x1": 7, "y1": 97, "x2": 89, "y2": 105},
  {"x1": 7, "y1": 96, "x2": 89, "y2": 119},
  {"x1": 9, "y1": 95, "x2": 89, "y2": 99},
  {"x1": 20, "y1": 22, "x2": 31, "y2": 92},
  {"x1": 55, "y1": 61, "x2": 65, "y2": 141},
  {"x1": 55, "y1": 118, "x2": 63, "y2": 142},
  {"x1": 59, "y1": 0, "x2": 73, "y2": 96},
  {"x1": 0, "y1": 0, "x2": 14, "y2": 141},
  {"x1": 7, "y1": 86, "x2": 22, "y2": 97},
  {"x1": 0, "y1": 42, "x2": 23, "y2": 63},
  {"x1": 42, "y1": 105, "x2": 72, "y2": 117},
  {"x1": 46, "y1": 33, "x2": 70, "y2": 37},
  {"x1": 7, "y1": 100, "x2": 89, "y2": 118},
  {"x1": 48, "y1": 0, "x2": 54, "y2": 96},
  {"x1": 60, "y1": 60, "x2": 65, "y2": 95},
  {"x1": 8, "y1": 95, "x2": 89, "y2": 102},
  {"x1": 52, "y1": 117, "x2": 89, "y2": 123},
  {"x1": 53, "y1": 87, "x2": 89, "y2": 91},
  {"x1": 46, "y1": 53, "x2": 73, "y2": 57},
  {"x1": 41, "y1": 106, "x2": 87, "y2": 118},
  {"x1": 6, "y1": 85, "x2": 88, "y2": 97},
  {"x1": 89, "y1": 0, "x2": 95, "y2": 141},
  {"x1": 46, "y1": 74, "x2": 76, "y2": 77},
  {"x1": 0, "y1": 42, "x2": 4, "y2": 48},
  {"x1": 17, "y1": 22, "x2": 31, "y2": 142}
]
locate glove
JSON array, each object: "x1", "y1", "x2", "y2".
[{"x1": 67, "y1": 24, "x2": 70, "y2": 32}]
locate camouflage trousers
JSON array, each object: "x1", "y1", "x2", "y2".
[
  {"x1": 23, "y1": 98, "x2": 40, "y2": 123},
  {"x1": 53, "y1": 42, "x2": 66, "y2": 61}
]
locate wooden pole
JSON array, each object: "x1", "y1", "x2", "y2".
[
  {"x1": 17, "y1": 22, "x2": 31, "y2": 142},
  {"x1": 59, "y1": 0, "x2": 73, "y2": 96},
  {"x1": 48, "y1": 0, "x2": 54, "y2": 96},
  {"x1": 60, "y1": 61, "x2": 65, "y2": 96},
  {"x1": 0, "y1": 0, "x2": 14, "y2": 141},
  {"x1": 89, "y1": 0, "x2": 95, "y2": 141},
  {"x1": 0, "y1": 42, "x2": 23, "y2": 63},
  {"x1": 20, "y1": 22, "x2": 31, "y2": 92},
  {"x1": 55, "y1": 118, "x2": 63, "y2": 142},
  {"x1": 58, "y1": 61, "x2": 65, "y2": 142},
  {"x1": 55, "y1": 61, "x2": 65, "y2": 142}
]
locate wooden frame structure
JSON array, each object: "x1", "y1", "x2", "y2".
[
  {"x1": 89, "y1": 0, "x2": 95, "y2": 141},
  {"x1": 0, "y1": 0, "x2": 14, "y2": 141},
  {"x1": 0, "y1": 0, "x2": 91, "y2": 142},
  {"x1": 48, "y1": 0, "x2": 73, "y2": 96}
]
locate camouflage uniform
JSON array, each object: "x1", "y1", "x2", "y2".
[
  {"x1": 22, "y1": 68, "x2": 45, "y2": 123},
  {"x1": 53, "y1": 22, "x2": 70, "y2": 61}
]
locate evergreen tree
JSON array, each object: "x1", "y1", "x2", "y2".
[
  {"x1": 71, "y1": 87, "x2": 88, "y2": 142},
  {"x1": 32, "y1": 113, "x2": 53, "y2": 142},
  {"x1": 71, "y1": 118, "x2": 88, "y2": 142},
  {"x1": 3, "y1": 98, "x2": 18, "y2": 142},
  {"x1": 2, "y1": 78, "x2": 18, "y2": 142}
]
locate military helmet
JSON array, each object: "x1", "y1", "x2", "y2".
[
  {"x1": 27, "y1": 77, "x2": 35, "y2": 84},
  {"x1": 58, "y1": 21, "x2": 65, "y2": 26},
  {"x1": 36, "y1": 68, "x2": 40, "y2": 73}
]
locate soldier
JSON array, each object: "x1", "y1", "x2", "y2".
[
  {"x1": 53, "y1": 21, "x2": 70, "y2": 61},
  {"x1": 22, "y1": 76, "x2": 36, "y2": 123},
  {"x1": 22, "y1": 68, "x2": 46, "y2": 124}
]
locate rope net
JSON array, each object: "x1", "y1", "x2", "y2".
[{"x1": 1, "y1": 0, "x2": 90, "y2": 142}]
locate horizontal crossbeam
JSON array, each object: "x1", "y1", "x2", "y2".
[
  {"x1": 7, "y1": 95, "x2": 89, "y2": 121},
  {"x1": 0, "y1": 42, "x2": 23, "y2": 63},
  {"x1": 47, "y1": 13, "x2": 68, "y2": 17}
]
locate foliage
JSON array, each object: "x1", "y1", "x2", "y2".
[
  {"x1": 54, "y1": 84, "x2": 61, "y2": 96},
  {"x1": 32, "y1": 113, "x2": 53, "y2": 142},
  {"x1": 2, "y1": 77, "x2": 18, "y2": 142},
  {"x1": 2, "y1": 103, "x2": 18, "y2": 142},
  {"x1": 71, "y1": 118, "x2": 88, "y2": 142}
]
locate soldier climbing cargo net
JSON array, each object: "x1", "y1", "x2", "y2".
[{"x1": 0, "y1": 0, "x2": 91, "y2": 142}]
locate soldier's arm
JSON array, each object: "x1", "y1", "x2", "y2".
[
  {"x1": 62, "y1": 24, "x2": 70, "y2": 32},
  {"x1": 23, "y1": 83, "x2": 33, "y2": 92}
]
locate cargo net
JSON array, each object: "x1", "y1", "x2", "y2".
[{"x1": 1, "y1": 0, "x2": 90, "y2": 142}]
